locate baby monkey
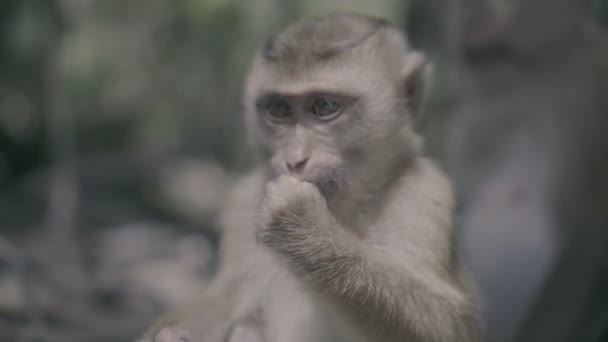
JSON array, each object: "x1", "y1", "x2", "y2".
[{"x1": 139, "y1": 13, "x2": 480, "y2": 342}]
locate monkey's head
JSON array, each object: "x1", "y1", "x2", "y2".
[{"x1": 244, "y1": 13, "x2": 427, "y2": 198}]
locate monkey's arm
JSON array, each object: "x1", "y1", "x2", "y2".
[
  {"x1": 258, "y1": 174, "x2": 480, "y2": 342},
  {"x1": 138, "y1": 171, "x2": 265, "y2": 342},
  {"x1": 136, "y1": 275, "x2": 240, "y2": 342}
]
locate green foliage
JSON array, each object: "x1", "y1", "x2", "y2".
[{"x1": 593, "y1": 0, "x2": 608, "y2": 24}]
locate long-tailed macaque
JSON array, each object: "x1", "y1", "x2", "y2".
[{"x1": 139, "y1": 13, "x2": 480, "y2": 342}]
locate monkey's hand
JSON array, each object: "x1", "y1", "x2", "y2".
[{"x1": 257, "y1": 175, "x2": 333, "y2": 254}]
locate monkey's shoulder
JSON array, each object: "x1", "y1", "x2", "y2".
[
  {"x1": 391, "y1": 157, "x2": 455, "y2": 213},
  {"x1": 213, "y1": 168, "x2": 266, "y2": 265},
  {"x1": 215, "y1": 168, "x2": 265, "y2": 233},
  {"x1": 369, "y1": 158, "x2": 455, "y2": 257}
]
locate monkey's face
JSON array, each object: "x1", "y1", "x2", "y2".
[
  {"x1": 253, "y1": 90, "x2": 353, "y2": 195},
  {"x1": 243, "y1": 25, "x2": 427, "y2": 197},
  {"x1": 244, "y1": 63, "x2": 413, "y2": 198}
]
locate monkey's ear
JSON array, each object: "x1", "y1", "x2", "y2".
[{"x1": 401, "y1": 51, "x2": 428, "y2": 116}]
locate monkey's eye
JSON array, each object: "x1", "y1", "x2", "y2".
[
  {"x1": 265, "y1": 99, "x2": 292, "y2": 121},
  {"x1": 311, "y1": 96, "x2": 341, "y2": 120}
]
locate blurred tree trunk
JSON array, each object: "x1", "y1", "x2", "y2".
[
  {"x1": 0, "y1": 0, "x2": 64, "y2": 184},
  {"x1": 409, "y1": 1, "x2": 608, "y2": 341}
]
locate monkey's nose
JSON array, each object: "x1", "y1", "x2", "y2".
[{"x1": 286, "y1": 157, "x2": 309, "y2": 173}]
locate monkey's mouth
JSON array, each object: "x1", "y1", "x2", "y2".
[
  {"x1": 302, "y1": 167, "x2": 346, "y2": 199},
  {"x1": 267, "y1": 157, "x2": 346, "y2": 198}
]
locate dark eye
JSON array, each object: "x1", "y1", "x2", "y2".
[
  {"x1": 265, "y1": 99, "x2": 291, "y2": 121},
  {"x1": 311, "y1": 96, "x2": 341, "y2": 120}
]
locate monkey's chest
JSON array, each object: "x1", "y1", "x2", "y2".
[{"x1": 232, "y1": 257, "x2": 357, "y2": 342}]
